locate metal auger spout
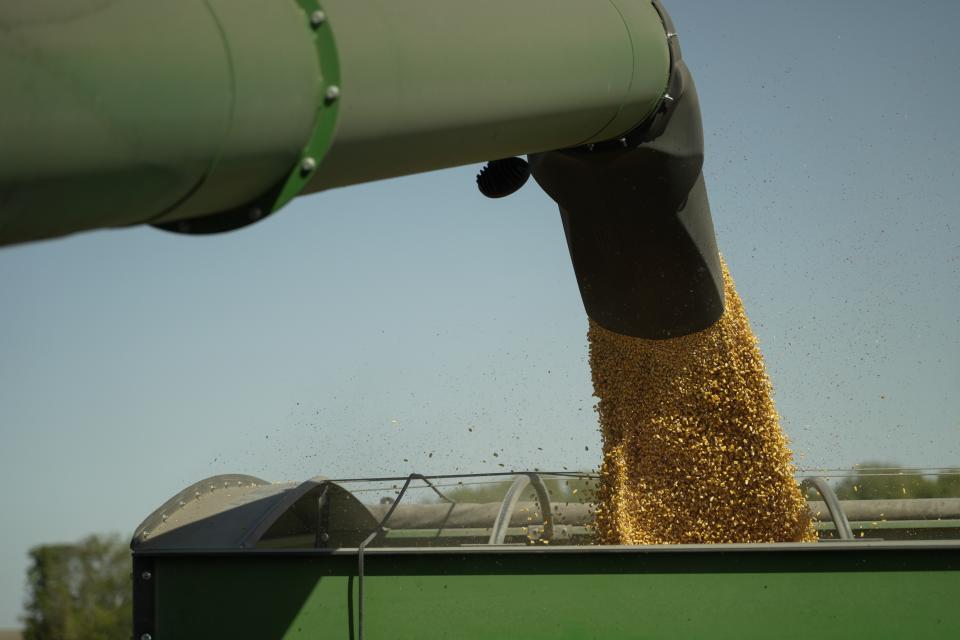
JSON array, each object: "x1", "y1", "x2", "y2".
[
  {"x1": 0, "y1": 0, "x2": 722, "y2": 337},
  {"x1": 528, "y1": 3, "x2": 724, "y2": 338}
]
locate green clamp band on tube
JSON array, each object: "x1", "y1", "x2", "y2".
[{"x1": 154, "y1": 0, "x2": 342, "y2": 235}]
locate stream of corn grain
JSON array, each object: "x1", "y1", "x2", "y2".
[{"x1": 590, "y1": 259, "x2": 816, "y2": 544}]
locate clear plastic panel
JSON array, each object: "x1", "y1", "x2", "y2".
[
  {"x1": 258, "y1": 469, "x2": 960, "y2": 549},
  {"x1": 800, "y1": 467, "x2": 960, "y2": 541}
]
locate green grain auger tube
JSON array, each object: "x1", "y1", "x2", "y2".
[{"x1": 1, "y1": 0, "x2": 722, "y2": 339}]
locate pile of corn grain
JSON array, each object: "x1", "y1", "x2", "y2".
[{"x1": 590, "y1": 260, "x2": 815, "y2": 544}]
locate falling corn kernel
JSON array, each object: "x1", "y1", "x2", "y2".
[{"x1": 589, "y1": 259, "x2": 816, "y2": 544}]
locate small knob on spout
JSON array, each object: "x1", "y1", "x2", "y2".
[{"x1": 477, "y1": 157, "x2": 530, "y2": 198}]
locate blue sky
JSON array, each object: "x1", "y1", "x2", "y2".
[{"x1": 1, "y1": 0, "x2": 959, "y2": 627}]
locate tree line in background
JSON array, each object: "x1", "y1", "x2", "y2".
[
  {"x1": 430, "y1": 474, "x2": 597, "y2": 504},
  {"x1": 813, "y1": 462, "x2": 960, "y2": 501},
  {"x1": 18, "y1": 464, "x2": 959, "y2": 638},
  {"x1": 22, "y1": 534, "x2": 130, "y2": 640},
  {"x1": 434, "y1": 465, "x2": 960, "y2": 504}
]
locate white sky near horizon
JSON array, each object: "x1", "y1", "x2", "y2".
[{"x1": 2, "y1": 0, "x2": 959, "y2": 627}]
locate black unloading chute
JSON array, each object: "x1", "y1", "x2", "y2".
[{"x1": 528, "y1": 5, "x2": 724, "y2": 339}]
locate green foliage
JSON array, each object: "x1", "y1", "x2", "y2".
[
  {"x1": 804, "y1": 462, "x2": 960, "y2": 501},
  {"x1": 22, "y1": 534, "x2": 131, "y2": 640},
  {"x1": 435, "y1": 475, "x2": 597, "y2": 504}
]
